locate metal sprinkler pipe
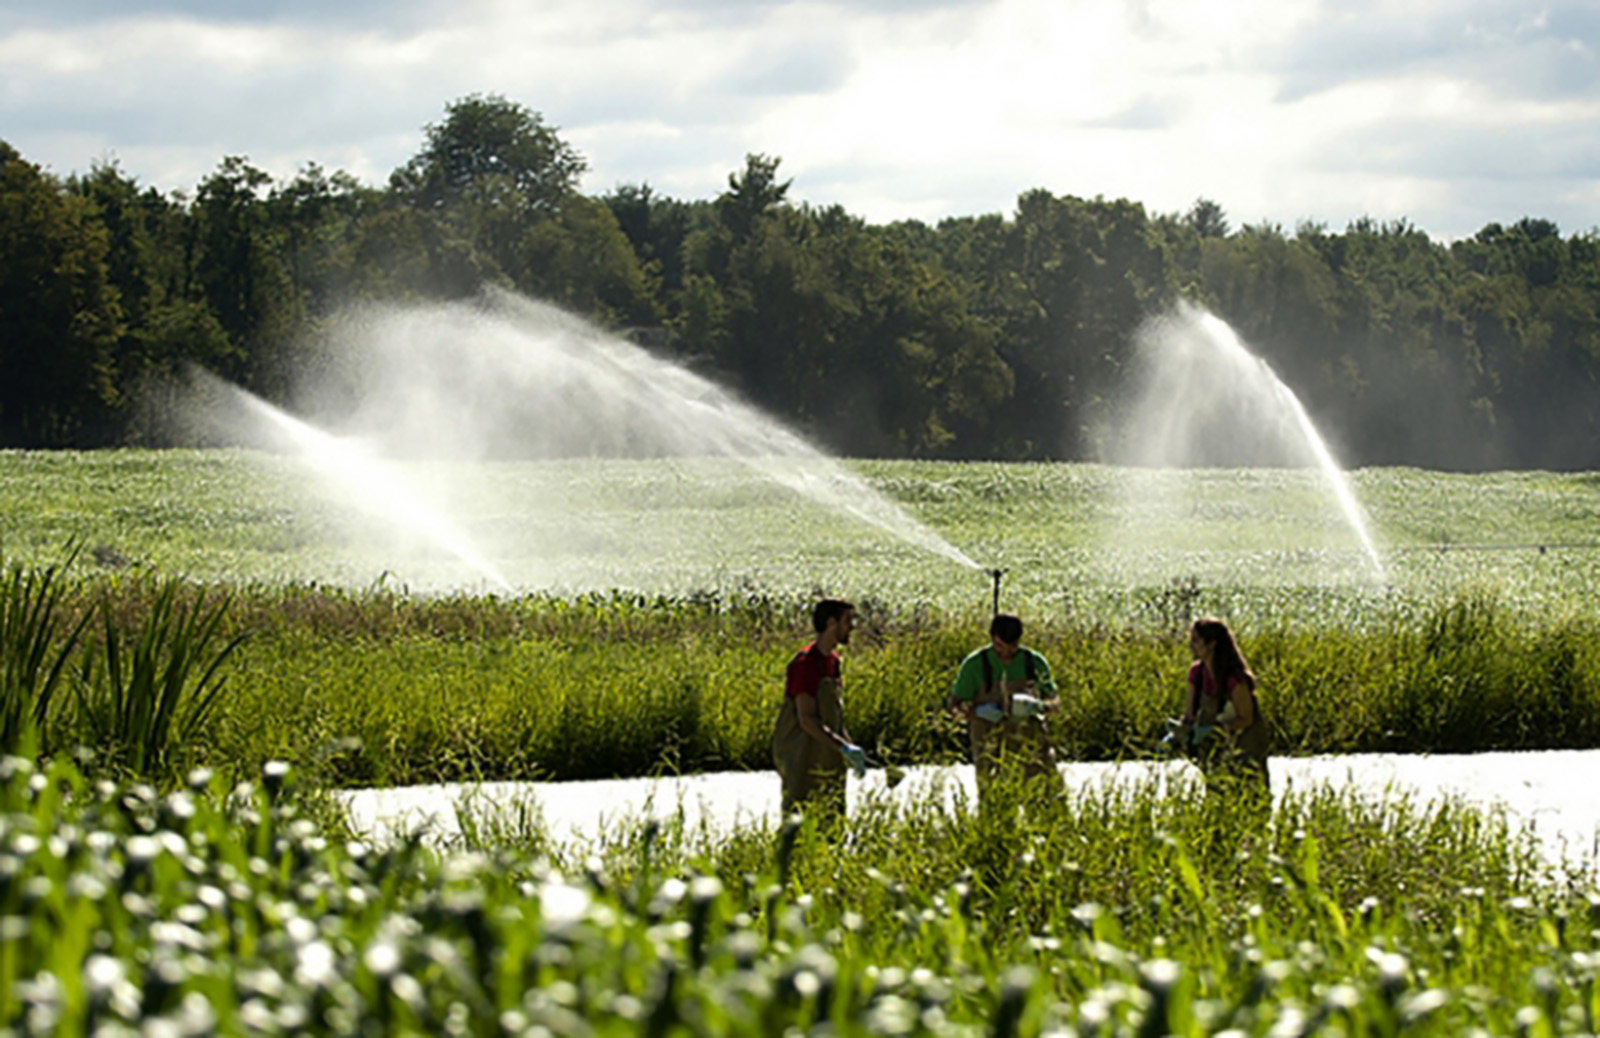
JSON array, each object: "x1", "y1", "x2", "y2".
[{"x1": 988, "y1": 568, "x2": 1007, "y2": 616}]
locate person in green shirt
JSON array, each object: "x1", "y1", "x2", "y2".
[{"x1": 947, "y1": 613, "x2": 1062, "y2": 800}]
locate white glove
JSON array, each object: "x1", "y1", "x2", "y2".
[
  {"x1": 1010, "y1": 694, "x2": 1046, "y2": 719},
  {"x1": 840, "y1": 742, "x2": 868, "y2": 776},
  {"x1": 974, "y1": 704, "x2": 1005, "y2": 724}
]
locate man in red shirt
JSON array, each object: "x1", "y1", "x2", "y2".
[{"x1": 772, "y1": 598, "x2": 866, "y2": 817}]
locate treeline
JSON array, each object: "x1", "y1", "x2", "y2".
[{"x1": 4, "y1": 93, "x2": 1598, "y2": 468}]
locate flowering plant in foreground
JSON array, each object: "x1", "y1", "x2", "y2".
[{"x1": 5, "y1": 756, "x2": 1600, "y2": 1035}]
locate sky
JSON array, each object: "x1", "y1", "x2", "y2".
[{"x1": 2, "y1": 0, "x2": 1598, "y2": 240}]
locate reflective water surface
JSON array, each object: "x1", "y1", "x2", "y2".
[{"x1": 342, "y1": 749, "x2": 1600, "y2": 873}]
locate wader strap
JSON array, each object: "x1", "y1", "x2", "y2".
[{"x1": 979, "y1": 648, "x2": 1036, "y2": 697}]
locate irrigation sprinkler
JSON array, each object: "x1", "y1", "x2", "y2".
[{"x1": 988, "y1": 567, "x2": 1007, "y2": 616}]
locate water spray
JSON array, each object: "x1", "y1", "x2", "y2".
[
  {"x1": 988, "y1": 567, "x2": 1007, "y2": 616},
  {"x1": 189, "y1": 369, "x2": 514, "y2": 593},
  {"x1": 1116, "y1": 301, "x2": 1386, "y2": 582}
]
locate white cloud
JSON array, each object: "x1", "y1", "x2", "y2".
[{"x1": 2, "y1": 0, "x2": 1598, "y2": 237}]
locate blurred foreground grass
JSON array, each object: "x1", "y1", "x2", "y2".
[{"x1": 5, "y1": 755, "x2": 1591, "y2": 1036}]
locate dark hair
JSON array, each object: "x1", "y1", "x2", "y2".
[
  {"x1": 812, "y1": 598, "x2": 855, "y2": 634},
  {"x1": 989, "y1": 613, "x2": 1023, "y2": 644},
  {"x1": 1191, "y1": 617, "x2": 1256, "y2": 691}
]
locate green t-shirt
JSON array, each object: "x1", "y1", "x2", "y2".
[{"x1": 949, "y1": 646, "x2": 1057, "y2": 702}]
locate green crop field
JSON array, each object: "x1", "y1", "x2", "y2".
[
  {"x1": 5, "y1": 449, "x2": 1600, "y2": 1033},
  {"x1": 5, "y1": 450, "x2": 1600, "y2": 624}
]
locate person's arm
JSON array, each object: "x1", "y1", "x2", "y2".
[
  {"x1": 1030, "y1": 650, "x2": 1060, "y2": 712},
  {"x1": 1180, "y1": 665, "x2": 1199, "y2": 724},
  {"x1": 794, "y1": 692, "x2": 850, "y2": 749},
  {"x1": 1223, "y1": 679, "x2": 1255, "y2": 734},
  {"x1": 947, "y1": 653, "x2": 980, "y2": 718}
]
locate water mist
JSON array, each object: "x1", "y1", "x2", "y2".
[
  {"x1": 189, "y1": 288, "x2": 979, "y2": 592},
  {"x1": 182, "y1": 369, "x2": 514, "y2": 591},
  {"x1": 1112, "y1": 301, "x2": 1384, "y2": 580}
]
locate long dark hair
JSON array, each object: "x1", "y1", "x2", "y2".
[{"x1": 1191, "y1": 617, "x2": 1256, "y2": 692}]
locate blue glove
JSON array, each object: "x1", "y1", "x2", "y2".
[
  {"x1": 1189, "y1": 724, "x2": 1217, "y2": 748},
  {"x1": 840, "y1": 742, "x2": 868, "y2": 776},
  {"x1": 974, "y1": 704, "x2": 1005, "y2": 724}
]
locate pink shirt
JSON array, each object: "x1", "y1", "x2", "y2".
[{"x1": 1186, "y1": 660, "x2": 1244, "y2": 718}]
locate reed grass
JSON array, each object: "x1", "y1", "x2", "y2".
[
  {"x1": 71, "y1": 578, "x2": 245, "y2": 779},
  {"x1": 0, "y1": 550, "x2": 91, "y2": 756},
  {"x1": 209, "y1": 584, "x2": 1600, "y2": 785}
]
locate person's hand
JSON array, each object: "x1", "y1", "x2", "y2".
[
  {"x1": 840, "y1": 742, "x2": 868, "y2": 776},
  {"x1": 1189, "y1": 724, "x2": 1216, "y2": 749},
  {"x1": 1010, "y1": 694, "x2": 1045, "y2": 719},
  {"x1": 974, "y1": 704, "x2": 1005, "y2": 724}
]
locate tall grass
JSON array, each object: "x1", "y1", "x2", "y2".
[
  {"x1": 0, "y1": 551, "x2": 90, "y2": 756},
  {"x1": 71, "y1": 578, "x2": 245, "y2": 779},
  {"x1": 207, "y1": 585, "x2": 1600, "y2": 786},
  {"x1": 3, "y1": 558, "x2": 1599, "y2": 786},
  {"x1": 2, "y1": 756, "x2": 1589, "y2": 1035}
]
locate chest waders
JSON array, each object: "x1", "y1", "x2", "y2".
[
  {"x1": 969, "y1": 649, "x2": 1058, "y2": 792},
  {"x1": 772, "y1": 671, "x2": 847, "y2": 817},
  {"x1": 1190, "y1": 666, "x2": 1271, "y2": 789}
]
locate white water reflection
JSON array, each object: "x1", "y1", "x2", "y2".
[{"x1": 340, "y1": 749, "x2": 1600, "y2": 873}]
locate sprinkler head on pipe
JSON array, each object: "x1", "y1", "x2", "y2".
[{"x1": 988, "y1": 567, "x2": 1007, "y2": 615}]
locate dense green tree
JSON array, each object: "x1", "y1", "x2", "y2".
[
  {"x1": 189, "y1": 156, "x2": 299, "y2": 395},
  {"x1": 267, "y1": 163, "x2": 371, "y2": 314},
  {"x1": 391, "y1": 94, "x2": 585, "y2": 217},
  {"x1": 1186, "y1": 197, "x2": 1230, "y2": 240},
  {"x1": 964, "y1": 190, "x2": 1173, "y2": 457},
  {"x1": 0, "y1": 142, "x2": 122, "y2": 445},
  {"x1": 603, "y1": 182, "x2": 701, "y2": 305},
  {"x1": 717, "y1": 154, "x2": 790, "y2": 240},
  {"x1": 515, "y1": 194, "x2": 661, "y2": 327},
  {"x1": 346, "y1": 202, "x2": 490, "y2": 301},
  {"x1": 389, "y1": 95, "x2": 657, "y2": 326},
  {"x1": 6, "y1": 108, "x2": 1600, "y2": 468}
]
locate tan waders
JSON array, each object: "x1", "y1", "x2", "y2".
[
  {"x1": 1191, "y1": 676, "x2": 1271, "y2": 793},
  {"x1": 968, "y1": 652, "x2": 1060, "y2": 803},
  {"x1": 772, "y1": 675, "x2": 847, "y2": 818}
]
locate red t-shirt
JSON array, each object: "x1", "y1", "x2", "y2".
[{"x1": 785, "y1": 643, "x2": 840, "y2": 699}]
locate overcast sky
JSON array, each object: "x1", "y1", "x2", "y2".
[{"x1": 2, "y1": 0, "x2": 1597, "y2": 239}]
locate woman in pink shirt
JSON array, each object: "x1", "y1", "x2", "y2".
[{"x1": 1181, "y1": 617, "x2": 1271, "y2": 794}]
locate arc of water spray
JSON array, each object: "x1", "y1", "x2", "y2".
[
  {"x1": 1193, "y1": 311, "x2": 1385, "y2": 580},
  {"x1": 200, "y1": 372, "x2": 514, "y2": 593},
  {"x1": 372, "y1": 290, "x2": 985, "y2": 576},
  {"x1": 1135, "y1": 305, "x2": 1387, "y2": 581},
  {"x1": 1266, "y1": 367, "x2": 1385, "y2": 578}
]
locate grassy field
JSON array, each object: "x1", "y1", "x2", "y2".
[
  {"x1": 5, "y1": 450, "x2": 1600, "y2": 623},
  {"x1": 2, "y1": 450, "x2": 1599, "y2": 786}
]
